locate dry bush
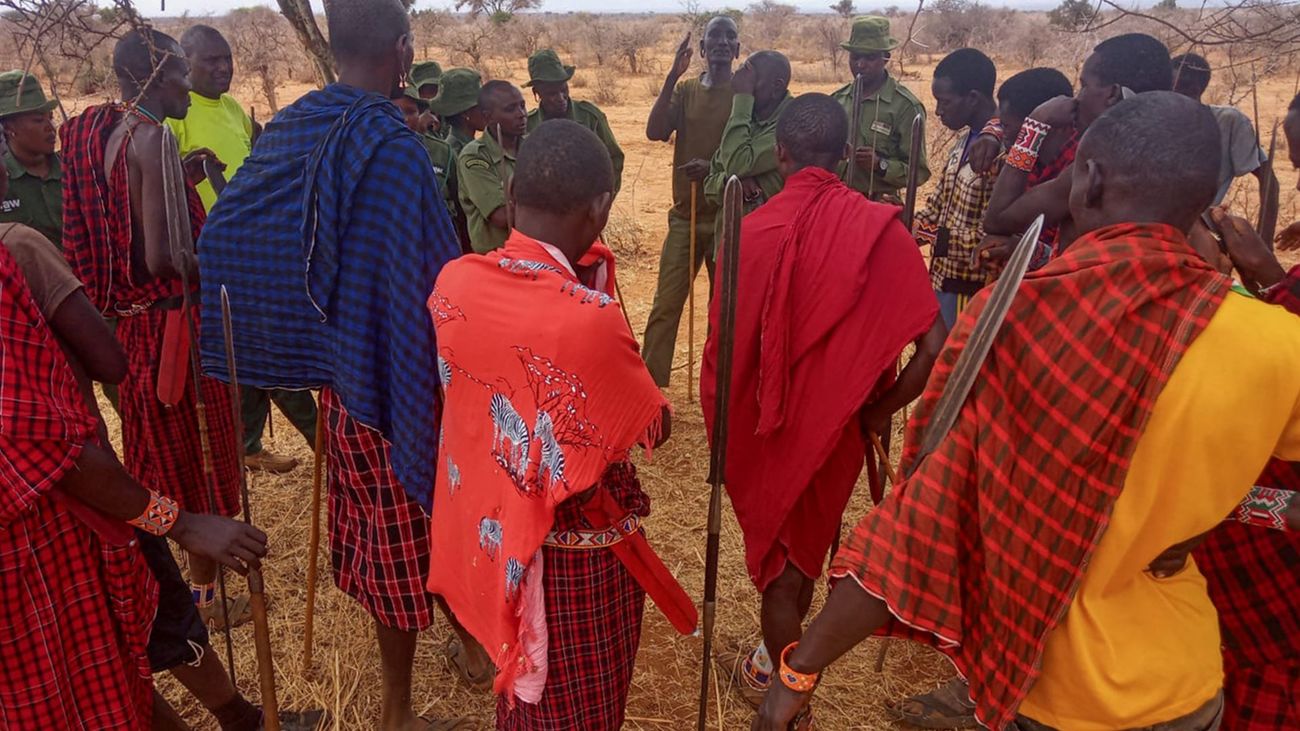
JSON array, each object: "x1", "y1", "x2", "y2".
[
  {"x1": 590, "y1": 67, "x2": 622, "y2": 105},
  {"x1": 0, "y1": 0, "x2": 137, "y2": 105},
  {"x1": 808, "y1": 14, "x2": 850, "y2": 71},
  {"x1": 411, "y1": 8, "x2": 454, "y2": 61},
  {"x1": 923, "y1": 0, "x2": 1011, "y2": 52},
  {"x1": 746, "y1": 0, "x2": 797, "y2": 50},
  {"x1": 603, "y1": 205, "x2": 645, "y2": 258},
  {"x1": 223, "y1": 7, "x2": 300, "y2": 113},
  {"x1": 445, "y1": 16, "x2": 500, "y2": 75},
  {"x1": 504, "y1": 14, "x2": 548, "y2": 58}
]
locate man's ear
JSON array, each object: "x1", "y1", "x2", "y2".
[
  {"x1": 1083, "y1": 158, "x2": 1104, "y2": 210},
  {"x1": 1105, "y1": 83, "x2": 1123, "y2": 108},
  {"x1": 589, "y1": 190, "x2": 614, "y2": 228}
]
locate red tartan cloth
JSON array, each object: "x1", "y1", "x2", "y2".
[
  {"x1": 1191, "y1": 265, "x2": 1300, "y2": 731},
  {"x1": 829, "y1": 223, "x2": 1230, "y2": 729},
  {"x1": 60, "y1": 104, "x2": 203, "y2": 313},
  {"x1": 495, "y1": 463, "x2": 648, "y2": 731},
  {"x1": 0, "y1": 245, "x2": 157, "y2": 729},
  {"x1": 1026, "y1": 130, "x2": 1078, "y2": 259},
  {"x1": 117, "y1": 306, "x2": 240, "y2": 516},
  {"x1": 322, "y1": 388, "x2": 435, "y2": 631},
  {"x1": 700, "y1": 167, "x2": 938, "y2": 591}
]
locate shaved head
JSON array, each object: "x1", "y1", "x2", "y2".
[
  {"x1": 514, "y1": 120, "x2": 613, "y2": 214},
  {"x1": 776, "y1": 93, "x2": 848, "y2": 171},
  {"x1": 327, "y1": 0, "x2": 410, "y2": 64},
  {"x1": 113, "y1": 27, "x2": 184, "y2": 91},
  {"x1": 1071, "y1": 91, "x2": 1219, "y2": 231},
  {"x1": 749, "y1": 50, "x2": 789, "y2": 83},
  {"x1": 180, "y1": 24, "x2": 227, "y2": 55}
]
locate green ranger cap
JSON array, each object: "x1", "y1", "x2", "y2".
[
  {"x1": 0, "y1": 71, "x2": 57, "y2": 119},
  {"x1": 524, "y1": 49, "x2": 575, "y2": 88},
  {"x1": 403, "y1": 85, "x2": 431, "y2": 110},
  {"x1": 430, "y1": 68, "x2": 482, "y2": 117},
  {"x1": 411, "y1": 60, "x2": 443, "y2": 90},
  {"x1": 841, "y1": 16, "x2": 900, "y2": 53}
]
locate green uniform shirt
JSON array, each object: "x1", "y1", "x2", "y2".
[
  {"x1": 423, "y1": 133, "x2": 458, "y2": 218},
  {"x1": 447, "y1": 126, "x2": 476, "y2": 156},
  {"x1": 527, "y1": 99, "x2": 624, "y2": 194},
  {"x1": 668, "y1": 76, "x2": 735, "y2": 218},
  {"x1": 703, "y1": 92, "x2": 794, "y2": 210},
  {"x1": 165, "y1": 92, "x2": 254, "y2": 211},
  {"x1": 457, "y1": 132, "x2": 515, "y2": 253},
  {"x1": 0, "y1": 152, "x2": 62, "y2": 250},
  {"x1": 831, "y1": 74, "x2": 930, "y2": 199}
]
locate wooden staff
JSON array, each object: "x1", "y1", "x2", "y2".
[
  {"x1": 869, "y1": 432, "x2": 899, "y2": 485},
  {"x1": 302, "y1": 406, "x2": 326, "y2": 674},
  {"x1": 846, "y1": 74, "x2": 863, "y2": 189},
  {"x1": 1258, "y1": 120, "x2": 1279, "y2": 243},
  {"x1": 220, "y1": 286, "x2": 282, "y2": 731},
  {"x1": 688, "y1": 181, "x2": 698, "y2": 402},
  {"x1": 496, "y1": 123, "x2": 514, "y2": 231},
  {"x1": 900, "y1": 114, "x2": 925, "y2": 229},
  {"x1": 697, "y1": 176, "x2": 743, "y2": 731}
]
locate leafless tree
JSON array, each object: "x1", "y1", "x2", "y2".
[
  {"x1": 276, "y1": 0, "x2": 333, "y2": 85},
  {"x1": 226, "y1": 6, "x2": 297, "y2": 113},
  {"x1": 747, "y1": 0, "x2": 797, "y2": 49}
]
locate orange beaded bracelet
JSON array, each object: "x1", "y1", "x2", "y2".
[
  {"x1": 779, "y1": 642, "x2": 820, "y2": 693},
  {"x1": 128, "y1": 490, "x2": 179, "y2": 536}
]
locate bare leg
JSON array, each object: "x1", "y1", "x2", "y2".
[
  {"x1": 153, "y1": 690, "x2": 190, "y2": 731},
  {"x1": 759, "y1": 562, "x2": 816, "y2": 666},
  {"x1": 375, "y1": 621, "x2": 431, "y2": 731},
  {"x1": 189, "y1": 552, "x2": 216, "y2": 586},
  {"x1": 167, "y1": 642, "x2": 236, "y2": 710},
  {"x1": 435, "y1": 596, "x2": 492, "y2": 678}
]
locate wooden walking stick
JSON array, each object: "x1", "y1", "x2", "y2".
[
  {"x1": 220, "y1": 286, "x2": 283, "y2": 731},
  {"x1": 846, "y1": 74, "x2": 863, "y2": 189},
  {"x1": 688, "y1": 180, "x2": 698, "y2": 402},
  {"x1": 302, "y1": 406, "x2": 326, "y2": 674},
  {"x1": 159, "y1": 126, "x2": 238, "y2": 686},
  {"x1": 872, "y1": 215, "x2": 1046, "y2": 675},
  {"x1": 1257, "y1": 120, "x2": 1279, "y2": 244},
  {"x1": 697, "y1": 176, "x2": 744, "y2": 731},
  {"x1": 900, "y1": 113, "x2": 925, "y2": 230}
]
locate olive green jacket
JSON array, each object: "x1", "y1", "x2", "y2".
[
  {"x1": 831, "y1": 74, "x2": 930, "y2": 199},
  {"x1": 456, "y1": 132, "x2": 516, "y2": 253},
  {"x1": 527, "y1": 99, "x2": 624, "y2": 194}
]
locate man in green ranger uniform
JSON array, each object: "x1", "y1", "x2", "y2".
[
  {"x1": 0, "y1": 71, "x2": 62, "y2": 249},
  {"x1": 703, "y1": 51, "x2": 793, "y2": 220},
  {"x1": 457, "y1": 80, "x2": 526, "y2": 253},
  {"x1": 395, "y1": 85, "x2": 458, "y2": 221},
  {"x1": 832, "y1": 16, "x2": 929, "y2": 201},
  {"x1": 524, "y1": 49, "x2": 625, "y2": 194},
  {"x1": 432, "y1": 68, "x2": 484, "y2": 155}
]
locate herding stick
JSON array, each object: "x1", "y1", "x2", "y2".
[
  {"x1": 846, "y1": 74, "x2": 863, "y2": 189},
  {"x1": 900, "y1": 113, "x2": 924, "y2": 229},
  {"x1": 697, "y1": 176, "x2": 743, "y2": 731},
  {"x1": 688, "y1": 180, "x2": 699, "y2": 402},
  {"x1": 220, "y1": 286, "x2": 282, "y2": 731},
  {"x1": 302, "y1": 406, "x2": 326, "y2": 674}
]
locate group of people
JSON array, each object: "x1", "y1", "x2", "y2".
[{"x1": 2, "y1": 1, "x2": 1300, "y2": 730}]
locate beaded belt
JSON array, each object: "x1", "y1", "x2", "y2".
[{"x1": 544, "y1": 513, "x2": 641, "y2": 550}]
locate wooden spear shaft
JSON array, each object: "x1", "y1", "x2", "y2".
[
  {"x1": 688, "y1": 181, "x2": 698, "y2": 402},
  {"x1": 302, "y1": 406, "x2": 326, "y2": 674}
]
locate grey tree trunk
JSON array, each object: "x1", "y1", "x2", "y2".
[{"x1": 275, "y1": 0, "x2": 335, "y2": 86}]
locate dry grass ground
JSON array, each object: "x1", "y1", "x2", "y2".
[{"x1": 86, "y1": 32, "x2": 1300, "y2": 730}]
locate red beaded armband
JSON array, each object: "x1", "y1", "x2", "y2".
[
  {"x1": 979, "y1": 116, "x2": 1005, "y2": 142},
  {"x1": 779, "y1": 642, "x2": 820, "y2": 692},
  {"x1": 128, "y1": 490, "x2": 180, "y2": 536},
  {"x1": 1234, "y1": 486, "x2": 1293, "y2": 532},
  {"x1": 1006, "y1": 117, "x2": 1051, "y2": 172}
]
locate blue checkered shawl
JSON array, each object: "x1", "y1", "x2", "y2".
[{"x1": 198, "y1": 83, "x2": 459, "y2": 510}]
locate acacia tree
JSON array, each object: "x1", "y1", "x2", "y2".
[
  {"x1": 276, "y1": 0, "x2": 333, "y2": 85},
  {"x1": 226, "y1": 6, "x2": 296, "y2": 112},
  {"x1": 831, "y1": 0, "x2": 855, "y2": 18},
  {"x1": 454, "y1": 0, "x2": 542, "y2": 25}
]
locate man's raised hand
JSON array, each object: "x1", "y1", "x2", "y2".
[{"x1": 669, "y1": 33, "x2": 693, "y2": 81}]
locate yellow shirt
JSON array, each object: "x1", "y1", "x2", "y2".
[
  {"x1": 165, "y1": 92, "x2": 253, "y2": 211},
  {"x1": 1019, "y1": 292, "x2": 1300, "y2": 729}
]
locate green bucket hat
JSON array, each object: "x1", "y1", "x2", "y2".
[
  {"x1": 429, "y1": 68, "x2": 482, "y2": 117},
  {"x1": 403, "y1": 85, "x2": 431, "y2": 110},
  {"x1": 410, "y1": 60, "x2": 443, "y2": 90},
  {"x1": 523, "y1": 49, "x2": 575, "y2": 88},
  {"x1": 0, "y1": 71, "x2": 57, "y2": 119},
  {"x1": 840, "y1": 16, "x2": 900, "y2": 54}
]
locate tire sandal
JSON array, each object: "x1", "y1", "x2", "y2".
[
  {"x1": 419, "y1": 715, "x2": 476, "y2": 730},
  {"x1": 200, "y1": 594, "x2": 252, "y2": 631},
  {"x1": 444, "y1": 636, "x2": 494, "y2": 692},
  {"x1": 715, "y1": 642, "x2": 769, "y2": 710},
  {"x1": 885, "y1": 677, "x2": 978, "y2": 729}
]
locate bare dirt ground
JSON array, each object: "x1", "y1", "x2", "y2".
[{"x1": 88, "y1": 38, "x2": 1300, "y2": 730}]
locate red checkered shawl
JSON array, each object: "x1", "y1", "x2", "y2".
[
  {"x1": 0, "y1": 245, "x2": 156, "y2": 729},
  {"x1": 829, "y1": 223, "x2": 1231, "y2": 729},
  {"x1": 427, "y1": 232, "x2": 667, "y2": 699},
  {"x1": 60, "y1": 104, "x2": 203, "y2": 313}
]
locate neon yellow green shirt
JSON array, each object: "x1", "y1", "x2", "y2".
[{"x1": 166, "y1": 92, "x2": 253, "y2": 211}]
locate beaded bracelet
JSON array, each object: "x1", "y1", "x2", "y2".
[
  {"x1": 1006, "y1": 118, "x2": 1051, "y2": 173},
  {"x1": 779, "y1": 642, "x2": 820, "y2": 692},
  {"x1": 979, "y1": 116, "x2": 1005, "y2": 142},
  {"x1": 128, "y1": 490, "x2": 180, "y2": 536},
  {"x1": 1234, "y1": 486, "x2": 1294, "y2": 532}
]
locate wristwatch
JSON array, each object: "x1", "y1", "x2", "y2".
[{"x1": 877, "y1": 156, "x2": 889, "y2": 173}]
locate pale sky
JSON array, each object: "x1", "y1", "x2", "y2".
[{"x1": 150, "y1": 0, "x2": 1055, "y2": 19}]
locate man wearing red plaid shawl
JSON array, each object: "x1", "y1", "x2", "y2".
[
  {"x1": 0, "y1": 231, "x2": 267, "y2": 729},
  {"x1": 755, "y1": 92, "x2": 1300, "y2": 731},
  {"x1": 60, "y1": 28, "x2": 246, "y2": 629}
]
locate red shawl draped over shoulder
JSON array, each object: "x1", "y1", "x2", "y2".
[
  {"x1": 830, "y1": 224, "x2": 1231, "y2": 729},
  {"x1": 427, "y1": 232, "x2": 667, "y2": 698},
  {"x1": 700, "y1": 166, "x2": 937, "y2": 587}
]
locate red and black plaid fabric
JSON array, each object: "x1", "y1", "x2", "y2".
[
  {"x1": 829, "y1": 223, "x2": 1230, "y2": 729},
  {"x1": 321, "y1": 387, "x2": 435, "y2": 631},
  {"x1": 0, "y1": 245, "x2": 157, "y2": 729},
  {"x1": 1025, "y1": 131, "x2": 1078, "y2": 260},
  {"x1": 1264, "y1": 263, "x2": 1300, "y2": 313},
  {"x1": 496, "y1": 463, "x2": 648, "y2": 731},
  {"x1": 60, "y1": 104, "x2": 204, "y2": 313},
  {"x1": 116, "y1": 306, "x2": 241, "y2": 517},
  {"x1": 1221, "y1": 661, "x2": 1300, "y2": 730}
]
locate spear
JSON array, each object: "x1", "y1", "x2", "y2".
[
  {"x1": 220, "y1": 286, "x2": 282, "y2": 731},
  {"x1": 846, "y1": 74, "x2": 863, "y2": 189},
  {"x1": 697, "y1": 176, "x2": 743, "y2": 731},
  {"x1": 302, "y1": 408, "x2": 325, "y2": 674},
  {"x1": 688, "y1": 181, "x2": 699, "y2": 402}
]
